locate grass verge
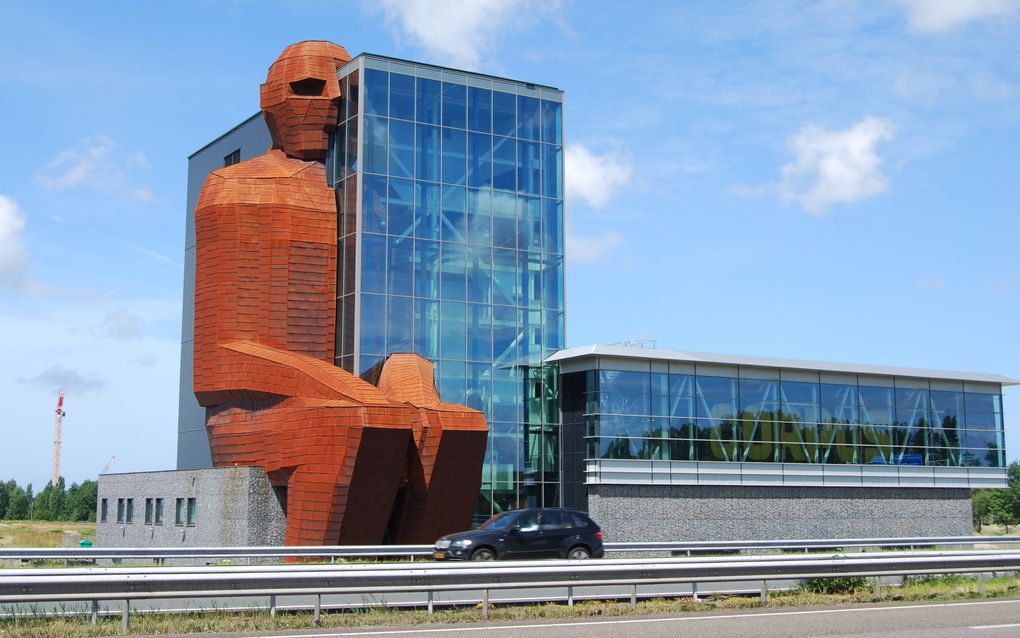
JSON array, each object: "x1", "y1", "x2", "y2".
[
  {"x1": 1, "y1": 573, "x2": 1018, "y2": 638},
  {"x1": 0, "y1": 522, "x2": 94, "y2": 549}
]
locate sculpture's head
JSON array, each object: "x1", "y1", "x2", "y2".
[{"x1": 260, "y1": 41, "x2": 351, "y2": 161}]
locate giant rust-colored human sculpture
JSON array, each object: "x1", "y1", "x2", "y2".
[{"x1": 193, "y1": 41, "x2": 488, "y2": 545}]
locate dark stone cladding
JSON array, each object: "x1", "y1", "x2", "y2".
[{"x1": 588, "y1": 484, "x2": 973, "y2": 543}]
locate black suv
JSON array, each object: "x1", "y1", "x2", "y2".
[{"x1": 433, "y1": 508, "x2": 604, "y2": 561}]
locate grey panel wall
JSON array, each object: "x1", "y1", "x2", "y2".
[
  {"x1": 177, "y1": 114, "x2": 272, "y2": 469},
  {"x1": 96, "y1": 467, "x2": 285, "y2": 554},
  {"x1": 588, "y1": 484, "x2": 973, "y2": 543}
]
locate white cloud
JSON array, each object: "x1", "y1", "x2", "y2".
[
  {"x1": 371, "y1": 0, "x2": 559, "y2": 69},
  {"x1": 0, "y1": 195, "x2": 28, "y2": 290},
  {"x1": 776, "y1": 116, "x2": 895, "y2": 215},
  {"x1": 98, "y1": 307, "x2": 145, "y2": 339},
  {"x1": 897, "y1": 0, "x2": 1020, "y2": 32},
  {"x1": 35, "y1": 134, "x2": 153, "y2": 202},
  {"x1": 567, "y1": 230, "x2": 621, "y2": 263},
  {"x1": 565, "y1": 144, "x2": 634, "y2": 208}
]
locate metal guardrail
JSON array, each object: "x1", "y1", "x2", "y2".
[
  {"x1": 2, "y1": 535, "x2": 1018, "y2": 562},
  {"x1": 2, "y1": 550, "x2": 1020, "y2": 630}
]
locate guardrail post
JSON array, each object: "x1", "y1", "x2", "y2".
[
  {"x1": 630, "y1": 584, "x2": 637, "y2": 609},
  {"x1": 90, "y1": 600, "x2": 98, "y2": 625},
  {"x1": 761, "y1": 580, "x2": 767, "y2": 606},
  {"x1": 874, "y1": 578, "x2": 882, "y2": 600},
  {"x1": 269, "y1": 594, "x2": 277, "y2": 618},
  {"x1": 122, "y1": 599, "x2": 130, "y2": 632},
  {"x1": 314, "y1": 594, "x2": 321, "y2": 625},
  {"x1": 427, "y1": 590, "x2": 434, "y2": 616},
  {"x1": 482, "y1": 589, "x2": 489, "y2": 618},
  {"x1": 979, "y1": 572, "x2": 985, "y2": 596},
  {"x1": 692, "y1": 581, "x2": 699, "y2": 602},
  {"x1": 567, "y1": 585, "x2": 574, "y2": 607}
]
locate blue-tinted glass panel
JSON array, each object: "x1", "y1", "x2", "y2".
[
  {"x1": 518, "y1": 196, "x2": 541, "y2": 251},
  {"x1": 389, "y1": 73, "x2": 414, "y2": 121},
  {"x1": 860, "y1": 386, "x2": 893, "y2": 408},
  {"x1": 415, "y1": 124, "x2": 440, "y2": 182},
  {"x1": 965, "y1": 393, "x2": 1002, "y2": 413},
  {"x1": 517, "y1": 141, "x2": 541, "y2": 196},
  {"x1": 387, "y1": 234, "x2": 413, "y2": 297},
  {"x1": 670, "y1": 374, "x2": 695, "y2": 397},
  {"x1": 542, "y1": 199, "x2": 562, "y2": 254},
  {"x1": 388, "y1": 119, "x2": 414, "y2": 178},
  {"x1": 467, "y1": 244, "x2": 491, "y2": 304},
  {"x1": 360, "y1": 293, "x2": 385, "y2": 354},
  {"x1": 541, "y1": 144, "x2": 562, "y2": 199},
  {"x1": 386, "y1": 295, "x2": 413, "y2": 352},
  {"x1": 468, "y1": 133, "x2": 492, "y2": 188},
  {"x1": 414, "y1": 182, "x2": 440, "y2": 240},
  {"x1": 388, "y1": 177, "x2": 414, "y2": 237},
  {"x1": 439, "y1": 300, "x2": 466, "y2": 359},
  {"x1": 492, "y1": 191, "x2": 516, "y2": 248},
  {"x1": 517, "y1": 308, "x2": 542, "y2": 363},
  {"x1": 362, "y1": 174, "x2": 387, "y2": 233},
  {"x1": 442, "y1": 127, "x2": 467, "y2": 185},
  {"x1": 698, "y1": 397, "x2": 738, "y2": 419},
  {"x1": 671, "y1": 395, "x2": 695, "y2": 418},
  {"x1": 364, "y1": 116, "x2": 388, "y2": 175},
  {"x1": 416, "y1": 78, "x2": 441, "y2": 124},
  {"x1": 517, "y1": 96, "x2": 540, "y2": 141},
  {"x1": 361, "y1": 233, "x2": 387, "y2": 293},
  {"x1": 468, "y1": 87, "x2": 492, "y2": 133},
  {"x1": 821, "y1": 383, "x2": 858, "y2": 406},
  {"x1": 965, "y1": 412, "x2": 1002, "y2": 429},
  {"x1": 467, "y1": 188, "x2": 492, "y2": 245},
  {"x1": 600, "y1": 370, "x2": 649, "y2": 395},
  {"x1": 440, "y1": 240, "x2": 466, "y2": 301},
  {"x1": 468, "y1": 303, "x2": 492, "y2": 362},
  {"x1": 466, "y1": 362, "x2": 491, "y2": 413},
  {"x1": 543, "y1": 309, "x2": 563, "y2": 350},
  {"x1": 740, "y1": 379, "x2": 778, "y2": 402},
  {"x1": 492, "y1": 136, "x2": 516, "y2": 191},
  {"x1": 492, "y1": 304, "x2": 517, "y2": 364},
  {"x1": 413, "y1": 298, "x2": 438, "y2": 359},
  {"x1": 492, "y1": 91, "x2": 516, "y2": 136},
  {"x1": 543, "y1": 255, "x2": 563, "y2": 311},
  {"x1": 696, "y1": 376, "x2": 737, "y2": 399},
  {"x1": 414, "y1": 238, "x2": 439, "y2": 298},
  {"x1": 442, "y1": 82, "x2": 467, "y2": 128},
  {"x1": 364, "y1": 69, "x2": 388, "y2": 116},
  {"x1": 491, "y1": 248, "x2": 518, "y2": 306},
  {"x1": 931, "y1": 390, "x2": 964, "y2": 416},
  {"x1": 541, "y1": 100, "x2": 562, "y2": 144},
  {"x1": 439, "y1": 359, "x2": 466, "y2": 405},
  {"x1": 441, "y1": 185, "x2": 466, "y2": 242},
  {"x1": 781, "y1": 381, "x2": 818, "y2": 404}
]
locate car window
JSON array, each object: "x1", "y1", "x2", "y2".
[
  {"x1": 540, "y1": 510, "x2": 565, "y2": 530},
  {"x1": 479, "y1": 512, "x2": 515, "y2": 530},
  {"x1": 569, "y1": 512, "x2": 592, "y2": 528},
  {"x1": 517, "y1": 511, "x2": 539, "y2": 532}
]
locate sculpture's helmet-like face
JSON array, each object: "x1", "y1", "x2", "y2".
[{"x1": 260, "y1": 41, "x2": 351, "y2": 161}]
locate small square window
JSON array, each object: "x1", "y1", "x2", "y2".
[
  {"x1": 223, "y1": 149, "x2": 240, "y2": 167},
  {"x1": 186, "y1": 497, "x2": 197, "y2": 527},
  {"x1": 116, "y1": 498, "x2": 125, "y2": 523},
  {"x1": 154, "y1": 498, "x2": 163, "y2": 525},
  {"x1": 175, "y1": 498, "x2": 185, "y2": 526},
  {"x1": 100, "y1": 498, "x2": 108, "y2": 523}
]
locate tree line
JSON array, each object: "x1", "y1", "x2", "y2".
[
  {"x1": 0, "y1": 478, "x2": 98, "y2": 522},
  {"x1": 973, "y1": 461, "x2": 1020, "y2": 532}
]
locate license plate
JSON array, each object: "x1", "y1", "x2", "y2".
[{"x1": 434, "y1": 552, "x2": 446, "y2": 559}]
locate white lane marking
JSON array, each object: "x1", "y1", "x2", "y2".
[
  {"x1": 261, "y1": 598, "x2": 1020, "y2": 637},
  {"x1": 972, "y1": 623, "x2": 1020, "y2": 630}
]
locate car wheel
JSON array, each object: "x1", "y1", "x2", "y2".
[
  {"x1": 470, "y1": 547, "x2": 497, "y2": 561},
  {"x1": 567, "y1": 546, "x2": 591, "y2": 560}
]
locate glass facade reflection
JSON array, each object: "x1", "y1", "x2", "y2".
[
  {"x1": 329, "y1": 56, "x2": 565, "y2": 522},
  {"x1": 570, "y1": 368, "x2": 1006, "y2": 468}
]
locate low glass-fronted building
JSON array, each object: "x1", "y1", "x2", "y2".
[{"x1": 552, "y1": 345, "x2": 1014, "y2": 541}]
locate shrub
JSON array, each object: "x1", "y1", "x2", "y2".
[{"x1": 801, "y1": 576, "x2": 869, "y2": 594}]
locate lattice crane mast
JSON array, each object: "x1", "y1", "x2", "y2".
[{"x1": 51, "y1": 390, "x2": 66, "y2": 487}]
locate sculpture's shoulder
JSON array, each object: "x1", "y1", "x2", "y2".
[{"x1": 198, "y1": 149, "x2": 326, "y2": 207}]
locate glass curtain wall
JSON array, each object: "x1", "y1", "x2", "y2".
[
  {"x1": 585, "y1": 368, "x2": 1005, "y2": 468},
  {"x1": 333, "y1": 57, "x2": 565, "y2": 522}
]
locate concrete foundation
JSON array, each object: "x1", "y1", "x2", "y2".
[{"x1": 588, "y1": 484, "x2": 973, "y2": 543}]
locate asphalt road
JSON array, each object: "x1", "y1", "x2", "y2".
[{"x1": 152, "y1": 598, "x2": 1020, "y2": 638}]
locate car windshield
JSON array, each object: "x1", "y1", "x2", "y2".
[{"x1": 479, "y1": 511, "x2": 517, "y2": 530}]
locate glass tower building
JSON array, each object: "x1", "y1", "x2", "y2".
[{"x1": 329, "y1": 55, "x2": 565, "y2": 520}]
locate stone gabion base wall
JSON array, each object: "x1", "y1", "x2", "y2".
[{"x1": 588, "y1": 484, "x2": 973, "y2": 543}]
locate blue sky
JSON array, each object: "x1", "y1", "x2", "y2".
[{"x1": 1, "y1": 1, "x2": 1018, "y2": 488}]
